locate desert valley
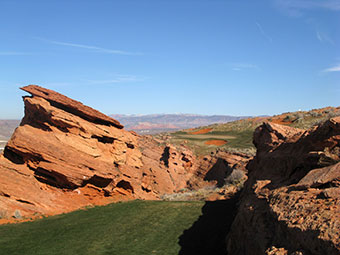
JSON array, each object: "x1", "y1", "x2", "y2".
[
  {"x1": 0, "y1": 85, "x2": 338, "y2": 254},
  {"x1": 1, "y1": 1, "x2": 339, "y2": 254}
]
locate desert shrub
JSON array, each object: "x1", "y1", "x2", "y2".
[
  {"x1": 0, "y1": 210, "x2": 8, "y2": 219},
  {"x1": 293, "y1": 112, "x2": 304, "y2": 121},
  {"x1": 309, "y1": 111, "x2": 321, "y2": 117},
  {"x1": 223, "y1": 147, "x2": 256, "y2": 156},
  {"x1": 283, "y1": 115, "x2": 293, "y2": 122},
  {"x1": 328, "y1": 111, "x2": 339, "y2": 118},
  {"x1": 224, "y1": 169, "x2": 245, "y2": 185},
  {"x1": 14, "y1": 210, "x2": 22, "y2": 219},
  {"x1": 160, "y1": 185, "x2": 218, "y2": 201}
]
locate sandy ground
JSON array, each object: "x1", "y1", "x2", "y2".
[
  {"x1": 189, "y1": 128, "x2": 213, "y2": 135},
  {"x1": 204, "y1": 140, "x2": 227, "y2": 146}
]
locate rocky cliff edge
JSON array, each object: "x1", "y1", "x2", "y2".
[{"x1": 227, "y1": 118, "x2": 340, "y2": 255}]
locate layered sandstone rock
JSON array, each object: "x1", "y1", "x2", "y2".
[
  {"x1": 188, "y1": 150, "x2": 250, "y2": 189},
  {"x1": 0, "y1": 85, "x2": 249, "y2": 221},
  {"x1": 0, "y1": 85, "x2": 195, "y2": 219},
  {"x1": 227, "y1": 119, "x2": 340, "y2": 255}
]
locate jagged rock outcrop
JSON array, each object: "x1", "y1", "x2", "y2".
[
  {"x1": 227, "y1": 119, "x2": 340, "y2": 255},
  {"x1": 188, "y1": 150, "x2": 250, "y2": 189},
  {"x1": 21, "y1": 85, "x2": 124, "y2": 129},
  {"x1": 0, "y1": 86, "x2": 194, "y2": 219},
  {"x1": 0, "y1": 85, "x2": 250, "y2": 221}
]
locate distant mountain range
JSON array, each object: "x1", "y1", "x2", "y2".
[
  {"x1": 0, "y1": 120, "x2": 20, "y2": 140},
  {"x1": 110, "y1": 114, "x2": 250, "y2": 134},
  {"x1": 0, "y1": 114, "x2": 248, "y2": 145},
  {"x1": 0, "y1": 120, "x2": 20, "y2": 150}
]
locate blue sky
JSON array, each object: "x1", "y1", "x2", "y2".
[{"x1": 0, "y1": 0, "x2": 339, "y2": 118}]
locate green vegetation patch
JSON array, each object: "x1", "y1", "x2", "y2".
[
  {"x1": 0, "y1": 200, "x2": 204, "y2": 255},
  {"x1": 168, "y1": 128, "x2": 255, "y2": 155}
]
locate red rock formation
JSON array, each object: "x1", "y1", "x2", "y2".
[
  {"x1": 227, "y1": 119, "x2": 340, "y2": 254},
  {"x1": 0, "y1": 85, "x2": 249, "y2": 221},
  {"x1": 188, "y1": 150, "x2": 250, "y2": 189},
  {"x1": 21, "y1": 85, "x2": 124, "y2": 128},
  {"x1": 0, "y1": 85, "x2": 196, "y2": 219}
]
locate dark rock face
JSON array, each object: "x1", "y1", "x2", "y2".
[{"x1": 227, "y1": 119, "x2": 340, "y2": 255}]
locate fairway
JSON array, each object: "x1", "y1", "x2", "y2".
[
  {"x1": 174, "y1": 134, "x2": 235, "y2": 140},
  {"x1": 0, "y1": 200, "x2": 204, "y2": 255},
  {"x1": 168, "y1": 128, "x2": 255, "y2": 155}
]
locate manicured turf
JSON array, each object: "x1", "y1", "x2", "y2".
[
  {"x1": 0, "y1": 200, "x2": 204, "y2": 255},
  {"x1": 169, "y1": 129, "x2": 255, "y2": 155}
]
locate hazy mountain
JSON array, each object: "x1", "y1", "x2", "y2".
[
  {"x1": 0, "y1": 120, "x2": 20, "y2": 150},
  {"x1": 0, "y1": 114, "x2": 248, "y2": 145},
  {"x1": 0, "y1": 120, "x2": 20, "y2": 139},
  {"x1": 110, "y1": 114, "x2": 250, "y2": 134}
]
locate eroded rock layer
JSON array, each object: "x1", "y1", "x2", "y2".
[
  {"x1": 227, "y1": 118, "x2": 340, "y2": 255},
  {"x1": 0, "y1": 85, "x2": 250, "y2": 220}
]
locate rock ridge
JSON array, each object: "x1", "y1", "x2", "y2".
[
  {"x1": 227, "y1": 118, "x2": 340, "y2": 255},
  {"x1": 21, "y1": 85, "x2": 124, "y2": 129}
]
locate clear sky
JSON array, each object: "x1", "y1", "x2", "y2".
[{"x1": 0, "y1": 0, "x2": 339, "y2": 119}]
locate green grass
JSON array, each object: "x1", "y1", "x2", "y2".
[
  {"x1": 0, "y1": 200, "x2": 204, "y2": 255},
  {"x1": 168, "y1": 128, "x2": 256, "y2": 155}
]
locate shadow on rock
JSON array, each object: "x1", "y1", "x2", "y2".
[{"x1": 178, "y1": 195, "x2": 239, "y2": 255}]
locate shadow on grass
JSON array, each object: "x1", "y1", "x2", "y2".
[{"x1": 178, "y1": 195, "x2": 239, "y2": 255}]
